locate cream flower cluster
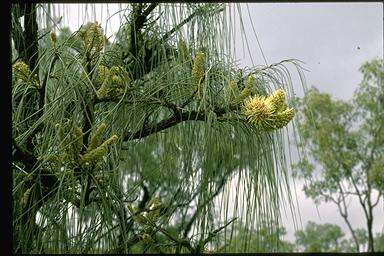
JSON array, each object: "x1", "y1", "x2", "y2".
[
  {"x1": 96, "y1": 65, "x2": 130, "y2": 99},
  {"x1": 242, "y1": 88, "x2": 295, "y2": 131}
]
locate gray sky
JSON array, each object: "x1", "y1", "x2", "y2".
[
  {"x1": 237, "y1": 3, "x2": 383, "y2": 100},
  {"x1": 235, "y1": 3, "x2": 384, "y2": 242},
  {"x1": 46, "y1": 2, "x2": 383, "y2": 244}
]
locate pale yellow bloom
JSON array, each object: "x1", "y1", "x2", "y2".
[
  {"x1": 261, "y1": 107, "x2": 295, "y2": 131},
  {"x1": 192, "y1": 51, "x2": 205, "y2": 97},
  {"x1": 81, "y1": 134, "x2": 118, "y2": 164},
  {"x1": 243, "y1": 95, "x2": 274, "y2": 124},
  {"x1": 13, "y1": 61, "x2": 31, "y2": 81},
  {"x1": 238, "y1": 75, "x2": 255, "y2": 102},
  {"x1": 192, "y1": 51, "x2": 205, "y2": 83},
  {"x1": 88, "y1": 123, "x2": 107, "y2": 151},
  {"x1": 178, "y1": 39, "x2": 189, "y2": 62},
  {"x1": 78, "y1": 22, "x2": 104, "y2": 63},
  {"x1": 21, "y1": 188, "x2": 32, "y2": 207},
  {"x1": 50, "y1": 32, "x2": 57, "y2": 44},
  {"x1": 72, "y1": 126, "x2": 83, "y2": 155},
  {"x1": 242, "y1": 88, "x2": 295, "y2": 131},
  {"x1": 97, "y1": 65, "x2": 109, "y2": 82},
  {"x1": 96, "y1": 65, "x2": 129, "y2": 99},
  {"x1": 224, "y1": 80, "x2": 239, "y2": 102},
  {"x1": 265, "y1": 88, "x2": 287, "y2": 113}
]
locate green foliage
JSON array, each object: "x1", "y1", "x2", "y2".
[
  {"x1": 374, "y1": 233, "x2": 384, "y2": 252},
  {"x1": 293, "y1": 222, "x2": 382, "y2": 253},
  {"x1": 223, "y1": 220, "x2": 294, "y2": 252},
  {"x1": 295, "y1": 221, "x2": 345, "y2": 252},
  {"x1": 293, "y1": 58, "x2": 384, "y2": 252},
  {"x1": 11, "y1": 3, "x2": 303, "y2": 253}
]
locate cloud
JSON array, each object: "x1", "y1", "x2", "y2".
[{"x1": 236, "y1": 3, "x2": 383, "y2": 100}]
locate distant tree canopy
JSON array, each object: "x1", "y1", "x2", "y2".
[
  {"x1": 224, "y1": 219, "x2": 294, "y2": 253},
  {"x1": 295, "y1": 221, "x2": 346, "y2": 252},
  {"x1": 293, "y1": 58, "x2": 384, "y2": 252},
  {"x1": 11, "y1": 3, "x2": 302, "y2": 253}
]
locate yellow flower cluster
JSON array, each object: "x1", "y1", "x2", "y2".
[
  {"x1": 55, "y1": 123, "x2": 83, "y2": 163},
  {"x1": 243, "y1": 88, "x2": 295, "y2": 131},
  {"x1": 238, "y1": 75, "x2": 255, "y2": 102},
  {"x1": 78, "y1": 22, "x2": 104, "y2": 61},
  {"x1": 21, "y1": 187, "x2": 32, "y2": 208},
  {"x1": 87, "y1": 122, "x2": 106, "y2": 151},
  {"x1": 50, "y1": 32, "x2": 57, "y2": 45},
  {"x1": 13, "y1": 61, "x2": 31, "y2": 80},
  {"x1": 72, "y1": 126, "x2": 84, "y2": 156},
  {"x1": 224, "y1": 80, "x2": 239, "y2": 102},
  {"x1": 178, "y1": 39, "x2": 189, "y2": 63},
  {"x1": 80, "y1": 123, "x2": 118, "y2": 165},
  {"x1": 192, "y1": 51, "x2": 205, "y2": 97},
  {"x1": 12, "y1": 61, "x2": 39, "y2": 87},
  {"x1": 54, "y1": 122, "x2": 118, "y2": 167},
  {"x1": 224, "y1": 75, "x2": 257, "y2": 105},
  {"x1": 96, "y1": 65, "x2": 130, "y2": 99},
  {"x1": 81, "y1": 135, "x2": 118, "y2": 164}
]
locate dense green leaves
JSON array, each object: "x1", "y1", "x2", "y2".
[
  {"x1": 295, "y1": 221, "x2": 345, "y2": 252},
  {"x1": 294, "y1": 58, "x2": 384, "y2": 252},
  {"x1": 11, "y1": 3, "x2": 301, "y2": 253},
  {"x1": 224, "y1": 220, "x2": 294, "y2": 252}
]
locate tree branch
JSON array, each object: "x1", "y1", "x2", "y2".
[
  {"x1": 123, "y1": 105, "x2": 236, "y2": 141},
  {"x1": 12, "y1": 4, "x2": 39, "y2": 71},
  {"x1": 12, "y1": 138, "x2": 38, "y2": 170},
  {"x1": 160, "y1": 8, "x2": 202, "y2": 43},
  {"x1": 182, "y1": 178, "x2": 226, "y2": 238},
  {"x1": 196, "y1": 217, "x2": 237, "y2": 252}
]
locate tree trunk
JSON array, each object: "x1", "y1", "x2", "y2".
[{"x1": 366, "y1": 188, "x2": 375, "y2": 252}]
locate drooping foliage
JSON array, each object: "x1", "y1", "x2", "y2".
[{"x1": 12, "y1": 3, "x2": 303, "y2": 253}]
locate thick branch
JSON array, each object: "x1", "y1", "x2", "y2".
[
  {"x1": 12, "y1": 4, "x2": 38, "y2": 70},
  {"x1": 123, "y1": 106, "x2": 235, "y2": 141},
  {"x1": 12, "y1": 138, "x2": 37, "y2": 169},
  {"x1": 142, "y1": 3, "x2": 159, "y2": 19},
  {"x1": 26, "y1": 53, "x2": 60, "y2": 152}
]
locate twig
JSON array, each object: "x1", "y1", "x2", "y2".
[
  {"x1": 200, "y1": 217, "x2": 238, "y2": 247},
  {"x1": 182, "y1": 178, "x2": 226, "y2": 238},
  {"x1": 153, "y1": 224, "x2": 195, "y2": 253},
  {"x1": 12, "y1": 138, "x2": 38, "y2": 170},
  {"x1": 160, "y1": 7, "x2": 204, "y2": 42}
]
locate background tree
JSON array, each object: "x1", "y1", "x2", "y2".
[
  {"x1": 374, "y1": 233, "x2": 384, "y2": 252},
  {"x1": 12, "y1": 3, "x2": 302, "y2": 253},
  {"x1": 293, "y1": 58, "x2": 384, "y2": 252},
  {"x1": 223, "y1": 219, "x2": 294, "y2": 253},
  {"x1": 295, "y1": 221, "x2": 345, "y2": 252}
]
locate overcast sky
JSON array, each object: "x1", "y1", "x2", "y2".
[
  {"x1": 46, "y1": 3, "x2": 383, "y2": 243},
  {"x1": 237, "y1": 3, "x2": 383, "y2": 100},
  {"x1": 235, "y1": 3, "x2": 383, "y2": 241}
]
